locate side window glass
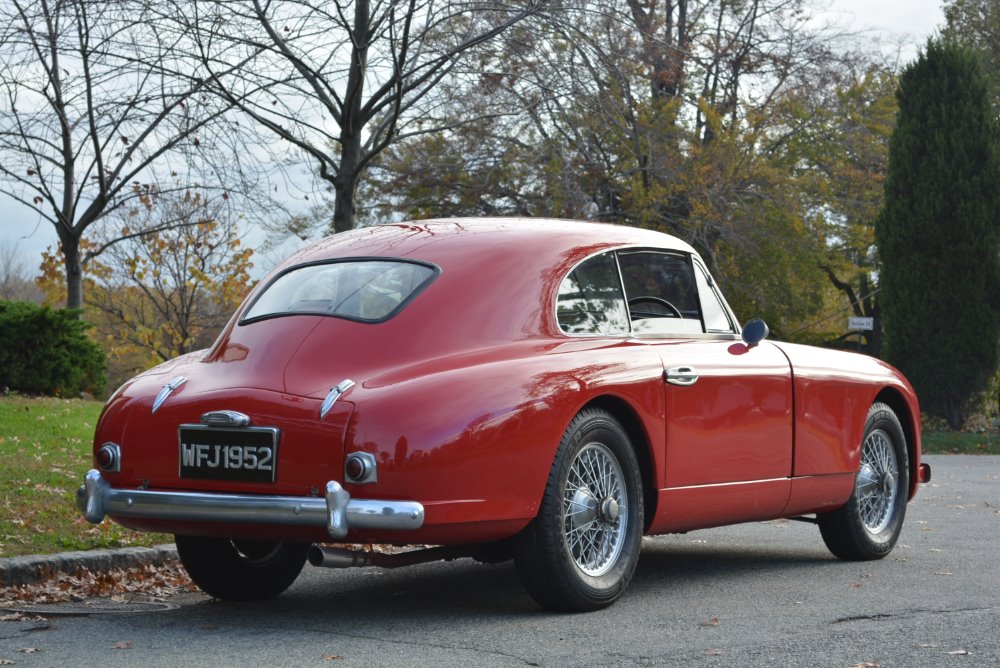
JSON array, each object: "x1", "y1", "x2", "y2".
[
  {"x1": 619, "y1": 251, "x2": 703, "y2": 335},
  {"x1": 557, "y1": 252, "x2": 630, "y2": 335},
  {"x1": 695, "y1": 264, "x2": 735, "y2": 333}
]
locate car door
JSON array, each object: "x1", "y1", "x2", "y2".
[{"x1": 618, "y1": 250, "x2": 794, "y2": 489}]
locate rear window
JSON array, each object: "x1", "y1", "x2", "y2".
[{"x1": 241, "y1": 259, "x2": 438, "y2": 324}]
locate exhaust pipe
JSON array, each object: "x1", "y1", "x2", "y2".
[
  {"x1": 307, "y1": 545, "x2": 372, "y2": 568},
  {"x1": 308, "y1": 544, "x2": 472, "y2": 570}
]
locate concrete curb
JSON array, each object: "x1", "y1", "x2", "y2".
[{"x1": 0, "y1": 544, "x2": 178, "y2": 588}]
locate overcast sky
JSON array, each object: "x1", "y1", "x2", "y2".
[{"x1": 1, "y1": 0, "x2": 948, "y2": 275}]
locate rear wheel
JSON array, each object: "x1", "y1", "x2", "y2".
[
  {"x1": 175, "y1": 535, "x2": 308, "y2": 601},
  {"x1": 818, "y1": 402, "x2": 909, "y2": 560},
  {"x1": 515, "y1": 408, "x2": 643, "y2": 612}
]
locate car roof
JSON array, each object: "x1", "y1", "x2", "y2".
[
  {"x1": 245, "y1": 218, "x2": 701, "y2": 345},
  {"x1": 279, "y1": 218, "x2": 698, "y2": 271}
]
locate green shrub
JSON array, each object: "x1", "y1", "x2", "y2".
[{"x1": 0, "y1": 301, "x2": 106, "y2": 396}]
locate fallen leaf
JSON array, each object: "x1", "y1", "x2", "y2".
[
  {"x1": 700, "y1": 617, "x2": 720, "y2": 627},
  {"x1": 111, "y1": 641, "x2": 133, "y2": 650},
  {"x1": 946, "y1": 650, "x2": 970, "y2": 656},
  {"x1": 847, "y1": 662, "x2": 879, "y2": 668},
  {"x1": 321, "y1": 655, "x2": 343, "y2": 661},
  {"x1": 935, "y1": 572, "x2": 954, "y2": 576},
  {"x1": 849, "y1": 583, "x2": 864, "y2": 589},
  {"x1": 704, "y1": 649, "x2": 723, "y2": 656},
  {"x1": 0, "y1": 561, "x2": 194, "y2": 605},
  {"x1": 16, "y1": 649, "x2": 40, "y2": 654}
]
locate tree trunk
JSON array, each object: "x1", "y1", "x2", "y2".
[
  {"x1": 944, "y1": 400, "x2": 964, "y2": 431},
  {"x1": 332, "y1": 165, "x2": 359, "y2": 234},
  {"x1": 59, "y1": 231, "x2": 84, "y2": 311},
  {"x1": 328, "y1": 0, "x2": 369, "y2": 235}
]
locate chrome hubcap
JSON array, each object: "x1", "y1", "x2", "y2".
[
  {"x1": 856, "y1": 428, "x2": 899, "y2": 534},
  {"x1": 563, "y1": 442, "x2": 627, "y2": 577}
]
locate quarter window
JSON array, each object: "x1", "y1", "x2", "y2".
[{"x1": 557, "y1": 252, "x2": 630, "y2": 335}]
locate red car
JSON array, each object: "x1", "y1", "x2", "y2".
[{"x1": 78, "y1": 218, "x2": 930, "y2": 611}]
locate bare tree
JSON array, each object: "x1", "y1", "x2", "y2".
[
  {"x1": 181, "y1": 0, "x2": 546, "y2": 234},
  {"x1": 0, "y1": 240, "x2": 43, "y2": 302},
  {"x1": 0, "y1": 0, "x2": 262, "y2": 309}
]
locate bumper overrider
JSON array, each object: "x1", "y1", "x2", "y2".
[{"x1": 76, "y1": 470, "x2": 425, "y2": 539}]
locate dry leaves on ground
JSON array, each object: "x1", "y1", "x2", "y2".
[{"x1": 0, "y1": 561, "x2": 195, "y2": 607}]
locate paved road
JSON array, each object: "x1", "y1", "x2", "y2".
[{"x1": 2, "y1": 454, "x2": 998, "y2": 667}]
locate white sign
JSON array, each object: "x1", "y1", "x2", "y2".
[{"x1": 848, "y1": 316, "x2": 874, "y2": 331}]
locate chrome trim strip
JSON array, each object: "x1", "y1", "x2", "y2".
[
  {"x1": 320, "y1": 379, "x2": 355, "y2": 419},
  {"x1": 200, "y1": 410, "x2": 251, "y2": 428},
  {"x1": 76, "y1": 470, "x2": 424, "y2": 538},
  {"x1": 152, "y1": 376, "x2": 187, "y2": 414},
  {"x1": 667, "y1": 477, "x2": 790, "y2": 491}
]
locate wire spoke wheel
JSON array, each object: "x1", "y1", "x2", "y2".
[
  {"x1": 818, "y1": 402, "x2": 909, "y2": 561},
  {"x1": 563, "y1": 442, "x2": 627, "y2": 577},
  {"x1": 515, "y1": 408, "x2": 643, "y2": 612},
  {"x1": 855, "y1": 429, "x2": 899, "y2": 534}
]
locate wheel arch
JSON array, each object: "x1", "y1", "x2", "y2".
[
  {"x1": 582, "y1": 395, "x2": 658, "y2": 531},
  {"x1": 874, "y1": 387, "x2": 921, "y2": 499}
]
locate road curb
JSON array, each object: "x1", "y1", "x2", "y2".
[{"x1": 0, "y1": 544, "x2": 178, "y2": 588}]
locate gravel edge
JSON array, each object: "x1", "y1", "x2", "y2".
[{"x1": 0, "y1": 544, "x2": 178, "y2": 587}]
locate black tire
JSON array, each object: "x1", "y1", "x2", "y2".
[
  {"x1": 175, "y1": 535, "x2": 308, "y2": 601},
  {"x1": 515, "y1": 408, "x2": 644, "y2": 612},
  {"x1": 818, "y1": 402, "x2": 909, "y2": 560}
]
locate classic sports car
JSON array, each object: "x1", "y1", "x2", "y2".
[{"x1": 78, "y1": 218, "x2": 930, "y2": 611}]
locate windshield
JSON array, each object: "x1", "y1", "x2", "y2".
[{"x1": 241, "y1": 259, "x2": 438, "y2": 324}]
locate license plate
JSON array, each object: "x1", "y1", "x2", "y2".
[{"x1": 178, "y1": 425, "x2": 279, "y2": 483}]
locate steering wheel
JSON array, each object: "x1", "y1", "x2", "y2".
[{"x1": 627, "y1": 296, "x2": 682, "y2": 318}]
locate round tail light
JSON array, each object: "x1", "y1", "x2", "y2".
[
  {"x1": 344, "y1": 452, "x2": 377, "y2": 484},
  {"x1": 97, "y1": 443, "x2": 121, "y2": 472}
]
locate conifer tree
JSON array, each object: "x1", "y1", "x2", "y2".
[{"x1": 876, "y1": 39, "x2": 1000, "y2": 429}]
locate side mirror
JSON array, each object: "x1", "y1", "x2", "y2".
[{"x1": 741, "y1": 318, "x2": 769, "y2": 348}]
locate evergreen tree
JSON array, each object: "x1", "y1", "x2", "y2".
[{"x1": 876, "y1": 40, "x2": 1000, "y2": 429}]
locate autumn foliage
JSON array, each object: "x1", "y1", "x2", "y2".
[{"x1": 37, "y1": 191, "x2": 255, "y2": 390}]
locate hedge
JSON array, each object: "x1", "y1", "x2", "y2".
[{"x1": 0, "y1": 301, "x2": 106, "y2": 396}]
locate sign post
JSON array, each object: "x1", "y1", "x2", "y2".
[{"x1": 848, "y1": 316, "x2": 874, "y2": 353}]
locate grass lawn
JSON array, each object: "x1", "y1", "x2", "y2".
[
  {"x1": 922, "y1": 429, "x2": 1000, "y2": 455},
  {"x1": 0, "y1": 395, "x2": 168, "y2": 558}
]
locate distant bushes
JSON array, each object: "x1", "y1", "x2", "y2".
[{"x1": 0, "y1": 301, "x2": 106, "y2": 396}]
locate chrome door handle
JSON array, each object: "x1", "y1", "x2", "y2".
[{"x1": 665, "y1": 366, "x2": 699, "y2": 386}]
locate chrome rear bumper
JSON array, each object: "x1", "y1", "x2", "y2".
[{"x1": 76, "y1": 470, "x2": 424, "y2": 539}]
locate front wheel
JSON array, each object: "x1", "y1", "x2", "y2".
[
  {"x1": 175, "y1": 535, "x2": 308, "y2": 601},
  {"x1": 515, "y1": 408, "x2": 644, "y2": 612},
  {"x1": 818, "y1": 402, "x2": 909, "y2": 560}
]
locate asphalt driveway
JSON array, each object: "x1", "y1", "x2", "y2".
[{"x1": 2, "y1": 454, "x2": 998, "y2": 667}]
